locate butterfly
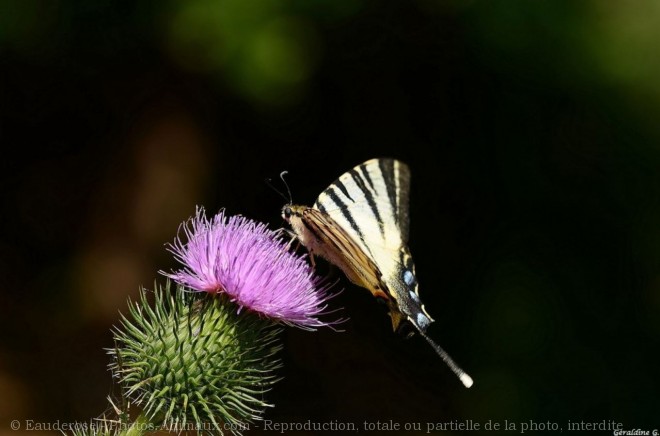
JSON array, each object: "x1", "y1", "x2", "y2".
[{"x1": 282, "y1": 158, "x2": 473, "y2": 388}]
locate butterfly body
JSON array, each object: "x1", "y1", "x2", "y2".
[{"x1": 282, "y1": 158, "x2": 473, "y2": 388}]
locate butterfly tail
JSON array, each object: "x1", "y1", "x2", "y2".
[{"x1": 413, "y1": 323, "x2": 474, "y2": 388}]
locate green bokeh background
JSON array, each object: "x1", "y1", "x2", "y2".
[{"x1": 1, "y1": 1, "x2": 658, "y2": 434}]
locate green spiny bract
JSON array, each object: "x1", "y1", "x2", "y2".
[{"x1": 110, "y1": 282, "x2": 282, "y2": 435}]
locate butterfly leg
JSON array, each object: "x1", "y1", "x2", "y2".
[
  {"x1": 275, "y1": 228, "x2": 300, "y2": 250},
  {"x1": 275, "y1": 227, "x2": 316, "y2": 268},
  {"x1": 274, "y1": 227, "x2": 297, "y2": 240},
  {"x1": 309, "y1": 252, "x2": 317, "y2": 269}
]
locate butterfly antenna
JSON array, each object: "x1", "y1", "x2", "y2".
[
  {"x1": 412, "y1": 322, "x2": 473, "y2": 388},
  {"x1": 265, "y1": 171, "x2": 293, "y2": 204},
  {"x1": 279, "y1": 170, "x2": 293, "y2": 204}
]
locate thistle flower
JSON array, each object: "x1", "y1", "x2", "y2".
[{"x1": 161, "y1": 208, "x2": 336, "y2": 329}]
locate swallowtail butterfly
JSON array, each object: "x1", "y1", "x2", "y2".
[{"x1": 282, "y1": 158, "x2": 473, "y2": 388}]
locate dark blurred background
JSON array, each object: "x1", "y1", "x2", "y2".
[{"x1": 1, "y1": 0, "x2": 659, "y2": 434}]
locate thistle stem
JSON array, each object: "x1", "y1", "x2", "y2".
[{"x1": 121, "y1": 411, "x2": 154, "y2": 436}]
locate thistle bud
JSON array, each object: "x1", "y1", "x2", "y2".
[{"x1": 110, "y1": 283, "x2": 282, "y2": 434}]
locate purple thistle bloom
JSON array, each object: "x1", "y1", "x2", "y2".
[{"x1": 162, "y1": 207, "x2": 337, "y2": 329}]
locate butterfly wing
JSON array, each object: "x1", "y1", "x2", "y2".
[{"x1": 313, "y1": 158, "x2": 433, "y2": 332}]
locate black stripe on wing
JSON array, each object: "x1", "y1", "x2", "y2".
[
  {"x1": 349, "y1": 168, "x2": 385, "y2": 237},
  {"x1": 334, "y1": 179, "x2": 354, "y2": 203},
  {"x1": 322, "y1": 187, "x2": 375, "y2": 257},
  {"x1": 379, "y1": 159, "x2": 399, "y2": 222},
  {"x1": 358, "y1": 163, "x2": 376, "y2": 191},
  {"x1": 376, "y1": 158, "x2": 410, "y2": 242}
]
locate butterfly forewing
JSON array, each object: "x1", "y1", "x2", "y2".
[{"x1": 314, "y1": 160, "x2": 407, "y2": 269}]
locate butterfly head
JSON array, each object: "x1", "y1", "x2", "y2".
[
  {"x1": 281, "y1": 204, "x2": 316, "y2": 249},
  {"x1": 281, "y1": 204, "x2": 306, "y2": 226}
]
